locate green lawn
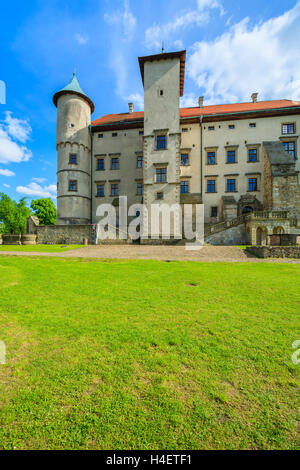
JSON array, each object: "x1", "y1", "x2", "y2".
[
  {"x1": 0, "y1": 244, "x2": 84, "y2": 252},
  {"x1": 0, "y1": 257, "x2": 299, "y2": 450}
]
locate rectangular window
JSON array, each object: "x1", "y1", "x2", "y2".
[
  {"x1": 111, "y1": 183, "x2": 119, "y2": 196},
  {"x1": 156, "y1": 135, "x2": 166, "y2": 150},
  {"x1": 207, "y1": 180, "x2": 216, "y2": 193},
  {"x1": 249, "y1": 123, "x2": 256, "y2": 128},
  {"x1": 282, "y1": 141, "x2": 296, "y2": 159},
  {"x1": 208, "y1": 126, "x2": 215, "y2": 131},
  {"x1": 226, "y1": 179, "x2": 236, "y2": 192},
  {"x1": 180, "y1": 181, "x2": 189, "y2": 194},
  {"x1": 248, "y1": 178, "x2": 258, "y2": 192},
  {"x1": 137, "y1": 156, "x2": 143, "y2": 168},
  {"x1": 137, "y1": 182, "x2": 143, "y2": 195},
  {"x1": 207, "y1": 152, "x2": 216, "y2": 165},
  {"x1": 228, "y1": 124, "x2": 235, "y2": 129},
  {"x1": 139, "y1": 130, "x2": 144, "y2": 135},
  {"x1": 98, "y1": 133, "x2": 104, "y2": 138},
  {"x1": 282, "y1": 123, "x2": 295, "y2": 134},
  {"x1": 211, "y1": 207, "x2": 218, "y2": 218},
  {"x1": 227, "y1": 150, "x2": 236, "y2": 163},
  {"x1": 248, "y1": 149, "x2": 257, "y2": 162},
  {"x1": 69, "y1": 180, "x2": 77, "y2": 192},
  {"x1": 111, "y1": 158, "x2": 119, "y2": 170},
  {"x1": 157, "y1": 192, "x2": 163, "y2": 200},
  {"x1": 69, "y1": 154, "x2": 77, "y2": 164},
  {"x1": 97, "y1": 184, "x2": 105, "y2": 197},
  {"x1": 156, "y1": 167, "x2": 167, "y2": 182},
  {"x1": 97, "y1": 158, "x2": 105, "y2": 170},
  {"x1": 181, "y1": 153, "x2": 189, "y2": 166},
  {"x1": 112, "y1": 132, "x2": 118, "y2": 137},
  {"x1": 182, "y1": 128, "x2": 188, "y2": 133}
]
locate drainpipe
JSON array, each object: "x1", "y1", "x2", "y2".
[
  {"x1": 89, "y1": 124, "x2": 93, "y2": 225},
  {"x1": 199, "y1": 116, "x2": 203, "y2": 200}
]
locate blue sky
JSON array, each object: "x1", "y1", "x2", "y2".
[{"x1": 0, "y1": 0, "x2": 300, "y2": 204}]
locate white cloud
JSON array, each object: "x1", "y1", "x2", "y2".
[
  {"x1": 0, "y1": 169, "x2": 15, "y2": 177},
  {"x1": 32, "y1": 177, "x2": 47, "y2": 183},
  {"x1": 74, "y1": 33, "x2": 89, "y2": 45},
  {"x1": 187, "y1": 2, "x2": 300, "y2": 104},
  {"x1": 145, "y1": 0, "x2": 224, "y2": 49},
  {"x1": 3, "y1": 111, "x2": 31, "y2": 143},
  {"x1": 16, "y1": 182, "x2": 57, "y2": 199},
  {"x1": 3, "y1": 184, "x2": 10, "y2": 188},
  {"x1": 0, "y1": 129, "x2": 32, "y2": 164},
  {"x1": 180, "y1": 93, "x2": 199, "y2": 108},
  {"x1": 104, "y1": 0, "x2": 136, "y2": 41},
  {"x1": 0, "y1": 112, "x2": 32, "y2": 164}
]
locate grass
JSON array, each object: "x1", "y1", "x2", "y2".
[
  {"x1": 0, "y1": 244, "x2": 84, "y2": 252},
  {"x1": 0, "y1": 256, "x2": 299, "y2": 450}
]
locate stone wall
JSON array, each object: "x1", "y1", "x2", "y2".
[
  {"x1": 246, "y1": 245, "x2": 300, "y2": 258},
  {"x1": 36, "y1": 224, "x2": 95, "y2": 244},
  {"x1": 205, "y1": 223, "x2": 247, "y2": 245}
]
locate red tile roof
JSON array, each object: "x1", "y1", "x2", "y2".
[{"x1": 92, "y1": 99, "x2": 300, "y2": 127}]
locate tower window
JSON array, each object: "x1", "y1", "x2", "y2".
[
  {"x1": 248, "y1": 149, "x2": 257, "y2": 162},
  {"x1": 228, "y1": 124, "x2": 235, "y2": 130},
  {"x1": 206, "y1": 180, "x2": 216, "y2": 193},
  {"x1": 211, "y1": 207, "x2": 218, "y2": 218},
  {"x1": 180, "y1": 181, "x2": 189, "y2": 194},
  {"x1": 111, "y1": 183, "x2": 119, "y2": 196},
  {"x1": 69, "y1": 180, "x2": 77, "y2": 192},
  {"x1": 97, "y1": 184, "x2": 105, "y2": 197},
  {"x1": 182, "y1": 128, "x2": 188, "y2": 133},
  {"x1": 137, "y1": 156, "x2": 143, "y2": 168},
  {"x1": 69, "y1": 154, "x2": 77, "y2": 164},
  {"x1": 111, "y1": 158, "x2": 119, "y2": 170},
  {"x1": 282, "y1": 123, "x2": 295, "y2": 134},
  {"x1": 227, "y1": 150, "x2": 236, "y2": 163},
  {"x1": 156, "y1": 167, "x2": 167, "y2": 182},
  {"x1": 159, "y1": 90, "x2": 164, "y2": 96},
  {"x1": 112, "y1": 132, "x2": 118, "y2": 137},
  {"x1": 97, "y1": 158, "x2": 105, "y2": 171},
  {"x1": 208, "y1": 126, "x2": 215, "y2": 131},
  {"x1": 207, "y1": 152, "x2": 216, "y2": 165},
  {"x1": 98, "y1": 134, "x2": 104, "y2": 138},
  {"x1": 139, "y1": 130, "x2": 144, "y2": 135},
  {"x1": 248, "y1": 178, "x2": 258, "y2": 192},
  {"x1": 226, "y1": 179, "x2": 236, "y2": 192},
  {"x1": 181, "y1": 154, "x2": 189, "y2": 166},
  {"x1": 156, "y1": 135, "x2": 166, "y2": 150},
  {"x1": 282, "y1": 141, "x2": 296, "y2": 159},
  {"x1": 249, "y1": 123, "x2": 256, "y2": 128},
  {"x1": 137, "y1": 182, "x2": 143, "y2": 195},
  {"x1": 157, "y1": 192, "x2": 164, "y2": 200}
]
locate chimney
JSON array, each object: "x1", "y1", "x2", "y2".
[
  {"x1": 251, "y1": 93, "x2": 258, "y2": 103},
  {"x1": 128, "y1": 102, "x2": 134, "y2": 114},
  {"x1": 198, "y1": 96, "x2": 204, "y2": 108}
]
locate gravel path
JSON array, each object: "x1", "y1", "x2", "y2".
[{"x1": 0, "y1": 245, "x2": 299, "y2": 263}]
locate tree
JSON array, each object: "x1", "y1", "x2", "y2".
[
  {"x1": 30, "y1": 198, "x2": 57, "y2": 225},
  {"x1": 0, "y1": 193, "x2": 31, "y2": 234}
]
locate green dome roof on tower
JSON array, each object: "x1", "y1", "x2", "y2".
[{"x1": 53, "y1": 72, "x2": 95, "y2": 113}]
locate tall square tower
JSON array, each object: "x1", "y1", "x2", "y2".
[{"x1": 138, "y1": 51, "x2": 186, "y2": 238}]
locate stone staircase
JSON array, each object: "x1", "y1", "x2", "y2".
[{"x1": 204, "y1": 215, "x2": 246, "y2": 237}]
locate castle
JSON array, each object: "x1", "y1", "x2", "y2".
[{"x1": 52, "y1": 50, "x2": 300, "y2": 245}]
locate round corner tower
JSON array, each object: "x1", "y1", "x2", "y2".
[{"x1": 53, "y1": 73, "x2": 94, "y2": 225}]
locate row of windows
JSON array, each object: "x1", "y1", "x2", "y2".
[
  {"x1": 204, "y1": 141, "x2": 296, "y2": 165},
  {"x1": 206, "y1": 177, "x2": 258, "y2": 194},
  {"x1": 96, "y1": 122, "x2": 296, "y2": 142},
  {"x1": 68, "y1": 180, "x2": 190, "y2": 197},
  {"x1": 96, "y1": 155, "x2": 143, "y2": 170},
  {"x1": 98, "y1": 130, "x2": 144, "y2": 138}
]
